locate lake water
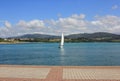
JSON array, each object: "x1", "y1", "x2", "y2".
[{"x1": 0, "y1": 43, "x2": 120, "y2": 66}]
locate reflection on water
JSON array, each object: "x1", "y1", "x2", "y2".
[
  {"x1": 60, "y1": 47, "x2": 65, "y2": 55},
  {"x1": 60, "y1": 47, "x2": 65, "y2": 65}
]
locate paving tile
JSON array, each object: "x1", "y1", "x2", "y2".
[
  {"x1": 63, "y1": 68, "x2": 120, "y2": 80},
  {"x1": 46, "y1": 67, "x2": 62, "y2": 81},
  {"x1": 0, "y1": 67, "x2": 50, "y2": 79}
]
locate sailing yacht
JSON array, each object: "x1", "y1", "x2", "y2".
[{"x1": 59, "y1": 33, "x2": 64, "y2": 48}]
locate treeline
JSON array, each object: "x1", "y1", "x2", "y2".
[
  {"x1": 0, "y1": 38, "x2": 4, "y2": 42},
  {"x1": 11, "y1": 38, "x2": 120, "y2": 42},
  {"x1": 65, "y1": 37, "x2": 120, "y2": 42},
  {"x1": 1, "y1": 37, "x2": 120, "y2": 43},
  {"x1": 16, "y1": 38, "x2": 60, "y2": 42}
]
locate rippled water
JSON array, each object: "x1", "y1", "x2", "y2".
[{"x1": 0, "y1": 43, "x2": 120, "y2": 66}]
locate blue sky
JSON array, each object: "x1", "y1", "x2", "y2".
[
  {"x1": 0, "y1": 0, "x2": 120, "y2": 22},
  {"x1": 0, "y1": 0, "x2": 120, "y2": 37}
]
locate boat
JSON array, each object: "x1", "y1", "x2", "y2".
[{"x1": 59, "y1": 33, "x2": 64, "y2": 48}]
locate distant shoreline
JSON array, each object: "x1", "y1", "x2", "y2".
[
  {"x1": 0, "y1": 41, "x2": 120, "y2": 44},
  {"x1": 0, "y1": 42, "x2": 28, "y2": 44}
]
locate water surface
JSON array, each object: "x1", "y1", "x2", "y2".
[{"x1": 0, "y1": 43, "x2": 120, "y2": 66}]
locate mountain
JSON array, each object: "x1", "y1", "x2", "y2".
[
  {"x1": 11, "y1": 34, "x2": 60, "y2": 39},
  {"x1": 8, "y1": 32, "x2": 120, "y2": 42},
  {"x1": 66, "y1": 32, "x2": 120, "y2": 39}
]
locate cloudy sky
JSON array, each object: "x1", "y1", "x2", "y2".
[{"x1": 0, "y1": 0, "x2": 120, "y2": 37}]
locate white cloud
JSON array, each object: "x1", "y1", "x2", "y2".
[
  {"x1": 46, "y1": 14, "x2": 87, "y2": 34},
  {"x1": 0, "y1": 20, "x2": 47, "y2": 37},
  {"x1": 71, "y1": 14, "x2": 85, "y2": 19},
  {"x1": 4, "y1": 21, "x2": 11, "y2": 28},
  {"x1": 91, "y1": 15, "x2": 120, "y2": 33},
  {"x1": 112, "y1": 5, "x2": 119, "y2": 10},
  {"x1": 0, "y1": 14, "x2": 120, "y2": 38},
  {"x1": 17, "y1": 20, "x2": 45, "y2": 28}
]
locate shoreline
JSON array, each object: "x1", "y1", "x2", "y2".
[
  {"x1": 0, "y1": 64, "x2": 120, "y2": 67},
  {"x1": 0, "y1": 42, "x2": 29, "y2": 44},
  {"x1": 0, "y1": 41, "x2": 120, "y2": 44}
]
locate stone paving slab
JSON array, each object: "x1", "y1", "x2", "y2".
[{"x1": 0, "y1": 67, "x2": 50, "y2": 79}]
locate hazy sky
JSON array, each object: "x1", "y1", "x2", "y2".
[{"x1": 0, "y1": 0, "x2": 120, "y2": 37}]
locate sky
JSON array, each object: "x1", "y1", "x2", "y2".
[{"x1": 0, "y1": 0, "x2": 120, "y2": 37}]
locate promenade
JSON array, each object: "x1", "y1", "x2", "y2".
[{"x1": 0, "y1": 65, "x2": 120, "y2": 81}]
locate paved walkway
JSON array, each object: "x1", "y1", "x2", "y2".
[{"x1": 0, "y1": 65, "x2": 120, "y2": 81}]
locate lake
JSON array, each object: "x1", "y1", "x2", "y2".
[{"x1": 0, "y1": 43, "x2": 120, "y2": 66}]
